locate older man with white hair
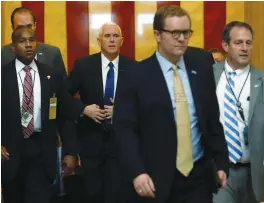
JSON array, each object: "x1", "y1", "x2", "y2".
[{"x1": 67, "y1": 22, "x2": 136, "y2": 203}]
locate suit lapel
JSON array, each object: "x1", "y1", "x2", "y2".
[
  {"x1": 213, "y1": 62, "x2": 225, "y2": 85},
  {"x1": 116, "y1": 56, "x2": 126, "y2": 95},
  {"x1": 150, "y1": 54, "x2": 175, "y2": 121},
  {"x1": 36, "y1": 43, "x2": 46, "y2": 64},
  {"x1": 37, "y1": 61, "x2": 51, "y2": 123},
  {"x1": 93, "y1": 54, "x2": 104, "y2": 104},
  {"x1": 248, "y1": 66, "x2": 262, "y2": 124},
  {"x1": 183, "y1": 55, "x2": 204, "y2": 119},
  {"x1": 8, "y1": 61, "x2": 22, "y2": 121}
]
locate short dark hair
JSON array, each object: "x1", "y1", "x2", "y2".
[
  {"x1": 153, "y1": 5, "x2": 191, "y2": 31},
  {"x1": 222, "y1": 21, "x2": 254, "y2": 44},
  {"x1": 11, "y1": 7, "x2": 36, "y2": 28},
  {"x1": 12, "y1": 25, "x2": 35, "y2": 44}
]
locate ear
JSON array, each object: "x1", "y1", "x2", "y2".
[
  {"x1": 11, "y1": 44, "x2": 15, "y2": 53},
  {"x1": 120, "y1": 36, "x2": 124, "y2": 47},
  {"x1": 33, "y1": 22, "x2": 37, "y2": 30},
  {"x1": 97, "y1": 37, "x2": 101, "y2": 47},
  {"x1": 222, "y1": 40, "x2": 229, "y2": 52},
  {"x1": 154, "y1": 30, "x2": 161, "y2": 43}
]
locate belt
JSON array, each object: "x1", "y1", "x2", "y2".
[{"x1": 230, "y1": 162, "x2": 250, "y2": 168}]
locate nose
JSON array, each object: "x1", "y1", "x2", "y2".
[
  {"x1": 241, "y1": 42, "x2": 248, "y2": 51},
  {"x1": 110, "y1": 35, "x2": 114, "y2": 41},
  {"x1": 177, "y1": 33, "x2": 185, "y2": 41},
  {"x1": 25, "y1": 39, "x2": 32, "y2": 47}
]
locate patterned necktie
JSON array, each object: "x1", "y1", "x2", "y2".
[
  {"x1": 172, "y1": 65, "x2": 193, "y2": 176},
  {"x1": 22, "y1": 66, "x2": 34, "y2": 138},
  {"x1": 224, "y1": 71, "x2": 242, "y2": 163},
  {"x1": 104, "y1": 62, "x2": 114, "y2": 105}
]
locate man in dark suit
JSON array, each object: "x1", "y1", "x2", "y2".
[
  {"x1": 67, "y1": 22, "x2": 136, "y2": 203},
  {"x1": 1, "y1": 26, "x2": 89, "y2": 203},
  {"x1": 113, "y1": 5, "x2": 229, "y2": 203},
  {"x1": 1, "y1": 7, "x2": 67, "y2": 78}
]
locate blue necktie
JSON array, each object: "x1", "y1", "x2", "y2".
[
  {"x1": 224, "y1": 71, "x2": 242, "y2": 163},
  {"x1": 104, "y1": 62, "x2": 115, "y2": 105}
]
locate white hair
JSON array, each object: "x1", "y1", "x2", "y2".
[{"x1": 98, "y1": 22, "x2": 122, "y2": 37}]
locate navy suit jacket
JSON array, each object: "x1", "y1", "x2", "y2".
[
  {"x1": 114, "y1": 47, "x2": 229, "y2": 203},
  {"x1": 67, "y1": 52, "x2": 137, "y2": 157}
]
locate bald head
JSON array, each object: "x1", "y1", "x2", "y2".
[{"x1": 12, "y1": 25, "x2": 35, "y2": 44}]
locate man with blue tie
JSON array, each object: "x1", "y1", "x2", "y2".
[
  {"x1": 67, "y1": 22, "x2": 136, "y2": 203},
  {"x1": 213, "y1": 21, "x2": 264, "y2": 203}
]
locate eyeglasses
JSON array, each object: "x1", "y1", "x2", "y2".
[{"x1": 160, "y1": 29, "x2": 193, "y2": 39}]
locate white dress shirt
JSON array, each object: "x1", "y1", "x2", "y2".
[
  {"x1": 16, "y1": 59, "x2": 42, "y2": 131},
  {"x1": 101, "y1": 53, "x2": 119, "y2": 99},
  {"x1": 216, "y1": 61, "x2": 251, "y2": 163}
]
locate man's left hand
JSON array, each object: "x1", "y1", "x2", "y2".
[
  {"x1": 62, "y1": 155, "x2": 77, "y2": 177},
  {"x1": 217, "y1": 170, "x2": 227, "y2": 188}
]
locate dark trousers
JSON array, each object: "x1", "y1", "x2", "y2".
[
  {"x1": 50, "y1": 175, "x2": 84, "y2": 203},
  {"x1": 2, "y1": 135, "x2": 52, "y2": 203},
  {"x1": 166, "y1": 157, "x2": 213, "y2": 203},
  {"x1": 81, "y1": 130, "x2": 122, "y2": 203}
]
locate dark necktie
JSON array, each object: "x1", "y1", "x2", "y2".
[
  {"x1": 104, "y1": 62, "x2": 114, "y2": 105},
  {"x1": 22, "y1": 66, "x2": 34, "y2": 138}
]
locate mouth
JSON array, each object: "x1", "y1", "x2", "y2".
[
  {"x1": 239, "y1": 54, "x2": 248, "y2": 58},
  {"x1": 25, "y1": 50, "x2": 34, "y2": 55}
]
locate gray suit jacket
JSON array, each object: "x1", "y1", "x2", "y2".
[
  {"x1": 213, "y1": 62, "x2": 264, "y2": 201},
  {"x1": 1, "y1": 42, "x2": 67, "y2": 78}
]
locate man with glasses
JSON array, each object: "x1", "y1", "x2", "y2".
[
  {"x1": 66, "y1": 22, "x2": 136, "y2": 203},
  {"x1": 213, "y1": 21, "x2": 264, "y2": 203},
  {"x1": 114, "y1": 5, "x2": 229, "y2": 203}
]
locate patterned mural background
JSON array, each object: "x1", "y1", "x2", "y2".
[{"x1": 2, "y1": 1, "x2": 245, "y2": 72}]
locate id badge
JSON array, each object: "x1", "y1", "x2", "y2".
[
  {"x1": 21, "y1": 111, "x2": 33, "y2": 127},
  {"x1": 49, "y1": 95, "x2": 57, "y2": 120}
]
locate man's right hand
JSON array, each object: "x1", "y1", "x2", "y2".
[
  {"x1": 1, "y1": 146, "x2": 10, "y2": 160},
  {"x1": 83, "y1": 104, "x2": 106, "y2": 124},
  {"x1": 133, "y1": 173, "x2": 156, "y2": 198}
]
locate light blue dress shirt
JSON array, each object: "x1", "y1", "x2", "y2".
[{"x1": 156, "y1": 51, "x2": 204, "y2": 161}]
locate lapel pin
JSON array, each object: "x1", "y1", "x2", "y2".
[
  {"x1": 254, "y1": 84, "x2": 259, "y2": 88},
  {"x1": 47, "y1": 75, "x2": 51, "y2": 79},
  {"x1": 191, "y1": 70, "x2": 197, "y2": 75},
  {"x1": 38, "y1": 52, "x2": 43, "y2": 55}
]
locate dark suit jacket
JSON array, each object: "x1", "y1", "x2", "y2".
[
  {"x1": 67, "y1": 52, "x2": 136, "y2": 157},
  {"x1": 1, "y1": 43, "x2": 67, "y2": 78},
  {"x1": 113, "y1": 47, "x2": 229, "y2": 203},
  {"x1": 1, "y1": 60, "x2": 84, "y2": 182}
]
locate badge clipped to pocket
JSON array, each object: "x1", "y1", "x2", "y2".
[{"x1": 49, "y1": 93, "x2": 57, "y2": 120}]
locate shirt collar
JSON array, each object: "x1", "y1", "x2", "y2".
[
  {"x1": 101, "y1": 53, "x2": 119, "y2": 70},
  {"x1": 155, "y1": 50, "x2": 185, "y2": 74},
  {"x1": 16, "y1": 59, "x2": 38, "y2": 74},
  {"x1": 225, "y1": 60, "x2": 250, "y2": 76}
]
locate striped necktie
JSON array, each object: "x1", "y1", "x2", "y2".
[
  {"x1": 22, "y1": 66, "x2": 34, "y2": 138},
  {"x1": 224, "y1": 71, "x2": 242, "y2": 163}
]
